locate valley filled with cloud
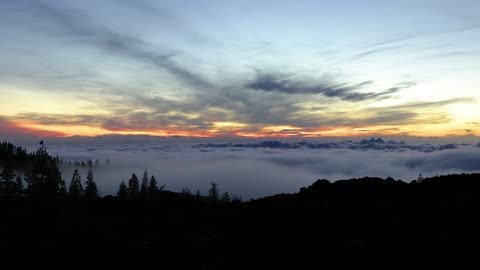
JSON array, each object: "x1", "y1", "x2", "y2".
[{"x1": 11, "y1": 136, "x2": 480, "y2": 199}]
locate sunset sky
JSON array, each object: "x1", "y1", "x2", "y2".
[{"x1": 1, "y1": 0, "x2": 479, "y2": 138}]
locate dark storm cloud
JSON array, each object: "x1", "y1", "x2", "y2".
[
  {"x1": 246, "y1": 71, "x2": 413, "y2": 101},
  {"x1": 0, "y1": 0, "x2": 212, "y2": 89}
]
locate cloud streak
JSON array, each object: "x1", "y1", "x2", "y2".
[
  {"x1": 1, "y1": 0, "x2": 213, "y2": 89},
  {"x1": 4, "y1": 95, "x2": 472, "y2": 137},
  {"x1": 246, "y1": 71, "x2": 409, "y2": 101},
  {"x1": 0, "y1": 117, "x2": 67, "y2": 137}
]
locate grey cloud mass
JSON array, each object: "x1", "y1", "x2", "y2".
[{"x1": 246, "y1": 71, "x2": 415, "y2": 101}]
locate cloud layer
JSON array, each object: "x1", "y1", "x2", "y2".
[
  {"x1": 246, "y1": 71, "x2": 410, "y2": 101},
  {"x1": 9, "y1": 137, "x2": 479, "y2": 199},
  {"x1": 195, "y1": 137, "x2": 459, "y2": 153}
]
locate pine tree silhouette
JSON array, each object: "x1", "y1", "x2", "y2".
[
  {"x1": 117, "y1": 181, "x2": 128, "y2": 200},
  {"x1": 84, "y1": 166, "x2": 98, "y2": 199},
  {"x1": 148, "y1": 175, "x2": 163, "y2": 198},
  {"x1": 68, "y1": 169, "x2": 84, "y2": 198},
  {"x1": 1, "y1": 165, "x2": 15, "y2": 181},
  {"x1": 0, "y1": 165, "x2": 16, "y2": 197},
  {"x1": 128, "y1": 173, "x2": 139, "y2": 200},
  {"x1": 232, "y1": 194, "x2": 242, "y2": 203},
  {"x1": 58, "y1": 178, "x2": 67, "y2": 196},
  {"x1": 209, "y1": 182, "x2": 219, "y2": 202},
  {"x1": 221, "y1": 192, "x2": 231, "y2": 203},
  {"x1": 181, "y1": 187, "x2": 192, "y2": 197},
  {"x1": 15, "y1": 175, "x2": 23, "y2": 194},
  {"x1": 140, "y1": 169, "x2": 149, "y2": 200},
  {"x1": 24, "y1": 143, "x2": 63, "y2": 198}
]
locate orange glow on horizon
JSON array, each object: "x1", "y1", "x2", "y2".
[
  {"x1": 13, "y1": 121, "x2": 215, "y2": 138},
  {"x1": 0, "y1": 119, "x2": 68, "y2": 137},
  {"x1": 2, "y1": 119, "x2": 478, "y2": 138}
]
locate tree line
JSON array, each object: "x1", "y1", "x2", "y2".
[
  {"x1": 0, "y1": 141, "x2": 239, "y2": 203},
  {"x1": 115, "y1": 169, "x2": 239, "y2": 203},
  {"x1": 58, "y1": 158, "x2": 110, "y2": 169},
  {"x1": 0, "y1": 142, "x2": 96, "y2": 199}
]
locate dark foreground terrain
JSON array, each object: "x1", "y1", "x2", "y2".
[{"x1": 1, "y1": 173, "x2": 480, "y2": 267}]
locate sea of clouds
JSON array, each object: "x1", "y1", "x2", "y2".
[{"x1": 6, "y1": 136, "x2": 480, "y2": 199}]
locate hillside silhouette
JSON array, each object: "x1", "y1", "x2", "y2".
[{"x1": 1, "y1": 141, "x2": 479, "y2": 267}]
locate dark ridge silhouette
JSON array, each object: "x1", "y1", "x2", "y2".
[{"x1": 0, "y1": 141, "x2": 479, "y2": 267}]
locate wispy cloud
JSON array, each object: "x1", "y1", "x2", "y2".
[
  {"x1": 354, "y1": 45, "x2": 407, "y2": 59},
  {"x1": 6, "y1": 95, "x2": 472, "y2": 136},
  {"x1": 0, "y1": 0, "x2": 213, "y2": 89},
  {"x1": 0, "y1": 0, "x2": 478, "y2": 138},
  {"x1": 246, "y1": 70, "x2": 412, "y2": 101}
]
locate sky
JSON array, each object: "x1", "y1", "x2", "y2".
[{"x1": 0, "y1": 0, "x2": 479, "y2": 138}]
